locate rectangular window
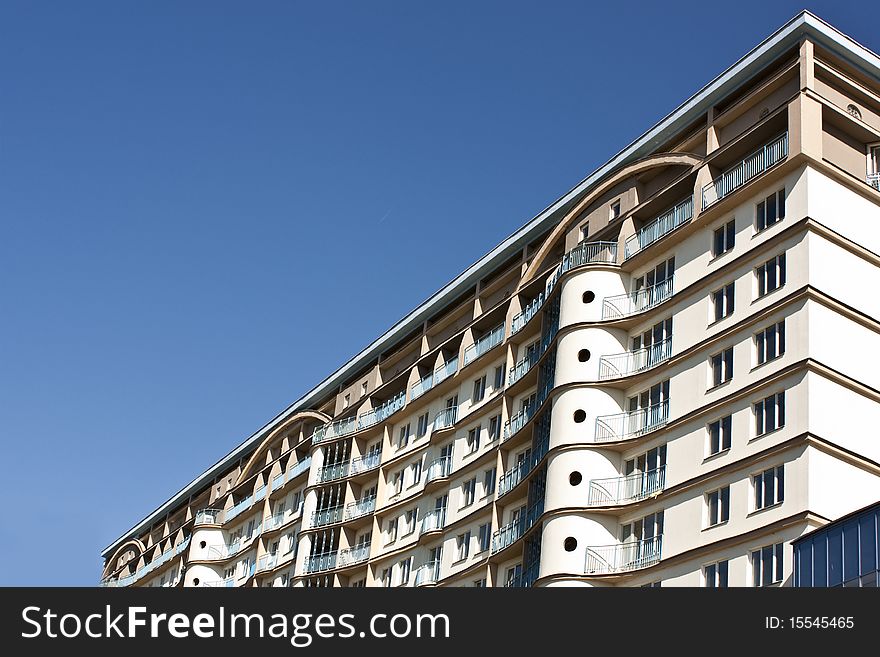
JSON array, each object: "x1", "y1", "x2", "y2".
[
  {"x1": 381, "y1": 567, "x2": 391, "y2": 588},
  {"x1": 713, "y1": 220, "x2": 735, "y2": 257},
  {"x1": 466, "y1": 425, "x2": 481, "y2": 454},
  {"x1": 397, "y1": 423, "x2": 411, "y2": 449},
  {"x1": 409, "y1": 461, "x2": 422, "y2": 487},
  {"x1": 416, "y1": 412, "x2": 429, "y2": 438},
  {"x1": 494, "y1": 365, "x2": 504, "y2": 391},
  {"x1": 708, "y1": 415, "x2": 732, "y2": 455},
  {"x1": 361, "y1": 382, "x2": 368, "y2": 397},
  {"x1": 473, "y1": 375, "x2": 487, "y2": 403},
  {"x1": 756, "y1": 189, "x2": 785, "y2": 232},
  {"x1": 343, "y1": 393, "x2": 350, "y2": 409},
  {"x1": 483, "y1": 468, "x2": 496, "y2": 497},
  {"x1": 752, "y1": 542, "x2": 784, "y2": 586},
  {"x1": 707, "y1": 486, "x2": 730, "y2": 526},
  {"x1": 755, "y1": 392, "x2": 785, "y2": 436},
  {"x1": 473, "y1": 578, "x2": 487, "y2": 588},
  {"x1": 462, "y1": 478, "x2": 476, "y2": 507},
  {"x1": 753, "y1": 465, "x2": 784, "y2": 510},
  {"x1": 403, "y1": 508, "x2": 418, "y2": 535},
  {"x1": 755, "y1": 321, "x2": 785, "y2": 366},
  {"x1": 610, "y1": 200, "x2": 621, "y2": 221},
  {"x1": 488, "y1": 414, "x2": 502, "y2": 442},
  {"x1": 478, "y1": 522, "x2": 492, "y2": 553},
  {"x1": 704, "y1": 560, "x2": 729, "y2": 587},
  {"x1": 580, "y1": 222, "x2": 589, "y2": 241},
  {"x1": 756, "y1": 253, "x2": 786, "y2": 297},
  {"x1": 386, "y1": 517, "x2": 398, "y2": 543},
  {"x1": 399, "y1": 557, "x2": 411, "y2": 585},
  {"x1": 456, "y1": 531, "x2": 471, "y2": 561},
  {"x1": 710, "y1": 347, "x2": 734, "y2": 387},
  {"x1": 391, "y1": 471, "x2": 403, "y2": 496},
  {"x1": 712, "y1": 282, "x2": 735, "y2": 321}
]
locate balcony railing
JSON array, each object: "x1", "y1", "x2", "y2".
[
  {"x1": 358, "y1": 391, "x2": 406, "y2": 430},
  {"x1": 420, "y1": 508, "x2": 447, "y2": 534},
  {"x1": 625, "y1": 197, "x2": 693, "y2": 259},
  {"x1": 312, "y1": 416, "x2": 358, "y2": 445},
  {"x1": 425, "y1": 455, "x2": 452, "y2": 483},
  {"x1": 344, "y1": 496, "x2": 377, "y2": 521},
  {"x1": 100, "y1": 538, "x2": 191, "y2": 587},
  {"x1": 433, "y1": 406, "x2": 458, "y2": 431},
  {"x1": 868, "y1": 173, "x2": 880, "y2": 190},
  {"x1": 598, "y1": 337, "x2": 673, "y2": 380},
  {"x1": 350, "y1": 451, "x2": 381, "y2": 475},
  {"x1": 584, "y1": 536, "x2": 663, "y2": 574},
  {"x1": 503, "y1": 381, "x2": 552, "y2": 442},
  {"x1": 491, "y1": 516, "x2": 526, "y2": 554},
  {"x1": 287, "y1": 456, "x2": 312, "y2": 482},
  {"x1": 602, "y1": 278, "x2": 674, "y2": 321},
  {"x1": 701, "y1": 132, "x2": 788, "y2": 209},
  {"x1": 511, "y1": 294, "x2": 544, "y2": 335},
  {"x1": 337, "y1": 542, "x2": 371, "y2": 567},
  {"x1": 195, "y1": 509, "x2": 222, "y2": 526},
  {"x1": 201, "y1": 577, "x2": 235, "y2": 588},
  {"x1": 305, "y1": 550, "x2": 338, "y2": 574},
  {"x1": 311, "y1": 505, "x2": 344, "y2": 528},
  {"x1": 318, "y1": 461, "x2": 351, "y2": 483},
  {"x1": 497, "y1": 437, "x2": 549, "y2": 497},
  {"x1": 206, "y1": 529, "x2": 261, "y2": 561},
  {"x1": 561, "y1": 240, "x2": 619, "y2": 272},
  {"x1": 594, "y1": 400, "x2": 669, "y2": 442},
  {"x1": 587, "y1": 466, "x2": 667, "y2": 506},
  {"x1": 414, "y1": 560, "x2": 441, "y2": 586},
  {"x1": 256, "y1": 553, "x2": 278, "y2": 573},
  {"x1": 411, "y1": 373, "x2": 434, "y2": 400},
  {"x1": 463, "y1": 324, "x2": 505, "y2": 366},
  {"x1": 225, "y1": 485, "x2": 266, "y2": 524},
  {"x1": 434, "y1": 356, "x2": 459, "y2": 385},
  {"x1": 508, "y1": 348, "x2": 540, "y2": 386}
]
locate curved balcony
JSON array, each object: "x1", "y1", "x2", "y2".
[
  {"x1": 508, "y1": 348, "x2": 540, "y2": 387},
  {"x1": 318, "y1": 461, "x2": 351, "y2": 483},
  {"x1": 344, "y1": 496, "x2": 376, "y2": 521},
  {"x1": 100, "y1": 538, "x2": 191, "y2": 587},
  {"x1": 433, "y1": 406, "x2": 458, "y2": 431},
  {"x1": 311, "y1": 505, "x2": 344, "y2": 528},
  {"x1": 601, "y1": 278, "x2": 674, "y2": 321},
  {"x1": 224, "y1": 485, "x2": 267, "y2": 524},
  {"x1": 434, "y1": 356, "x2": 459, "y2": 386},
  {"x1": 420, "y1": 508, "x2": 447, "y2": 534},
  {"x1": 256, "y1": 553, "x2": 278, "y2": 574},
  {"x1": 594, "y1": 401, "x2": 669, "y2": 443},
  {"x1": 201, "y1": 577, "x2": 235, "y2": 588},
  {"x1": 350, "y1": 451, "x2": 381, "y2": 475},
  {"x1": 358, "y1": 391, "x2": 406, "y2": 430},
  {"x1": 195, "y1": 509, "x2": 222, "y2": 526},
  {"x1": 411, "y1": 373, "x2": 434, "y2": 400},
  {"x1": 701, "y1": 132, "x2": 788, "y2": 209},
  {"x1": 264, "y1": 501, "x2": 304, "y2": 532},
  {"x1": 463, "y1": 324, "x2": 505, "y2": 366},
  {"x1": 586, "y1": 466, "x2": 666, "y2": 507},
  {"x1": 584, "y1": 536, "x2": 663, "y2": 575},
  {"x1": 425, "y1": 455, "x2": 452, "y2": 484},
  {"x1": 511, "y1": 294, "x2": 544, "y2": 335},
  {"x1": 503, "y1": 381, "x2": 551, "y2": 443},
  {"x1": 311, "y1": 416, "x2": 357, "y2": 445},
  {"x1": 337, "y1": 542, "x2": 371, "y2": 568},
  {"x1": 491, "y1": 516, "x2": 526, "y2": 554},
  {"x1": 497, "y1": 437, "x2": 549, "y2": 497},
  {"x1": 625, "y1": 197, "x2": 693, "y2": 259},
  {"x1": 561, "y1": 240, "x2": 619, "y2": 271},
  {"x1": 414, "y1": 560, "x2": 441, "y2": 586},
  {"x1": 304, "y1": 550, "x2": 338, "y2": 574},
  {"x1": 598, "y1": 337, "x2": 672, "y2": 380},
  {"x1": 205, "y1": 530, "x2": 260, "y2": 561}
]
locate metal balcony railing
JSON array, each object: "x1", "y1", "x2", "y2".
[
  {"x1": 868, "y1": 173, "x2": 880, "y2": 190},
  {"x1": 201, "y1": 577, "x2": 235, "y2": 588},
  {"x1": 358, "y1": 391, "x2": 406, "y2": 430},
  {"x1": 195, "y1": 509, "x2": 222, "y2": 525},
  {"x1": 584, "y1": 536, "x2": 663, "y2": 574},
  {"x1": 205, "y1": 527, "x2": 261, "y2": 561},
  {"x1": 433, "y1": 406, "x2": 458, "y2": 431},
  {"x1": 99, "y1": 537, "x2": 191, "y2": 587},
  {"x1": 344, "y1": 496, "x2": 377, "y2": 521},
  {"x1": 433, "y1": 356, "x2": 459, "y2": 386},
  {"x1": 602, "y1": 278, "x2": 674, "y2": 321},
  {"x1": 225, "y1": 485, "x2": 266, "y2": 524},
  {"x1": 337, "y1": 542, "x2": 371, "y2": 568},
  {"x1": 411, "y1": 373, "x2": 434, "y2": 400},
  {"x1": 305, "y1": 550, "x2": 338, "y2": 574},
  {"x1": 598, "y1": 337, "x2": 673, "y2": 380},
  {"x1": 511, "y1": 294, "x2": 544, "y2": 335},
  {"x1": 311, "y1": 416, "x2": 358, "y2": 445},
  {"x1": 497, "y1": 437, "x2": 549, "y2": 497},
  {"x1": 586, "y1": 466, "x2": 667, "y2": 506},
  {"x1": 463, "y1": 324, "x2": 505, "y2": 366},
  {"x1": 594, "y1": 400, "x2": 669, "y2": 442},
  {"x1": 425, "y1": 455, "x2": 452, "y2": 484},
  {"x1": 701, "y1": 132, "x2": 788, "y2": 209},
  {"x1": 625, "y1": 197, "x2": 693, "y2": 259},
  {"x1": 561, "y1": 240, "x2": 619, "y2": 271},
  {"x1": 420, "y1": 508, "x2": 447, "y2": 534},
  {"x1": 414, "y1": 560, "x2": 441, "y2": 586},
  {"x1": 508, "y1": 348, "x2": 540, "y2": 386},
  {"x1": 311, "y1": 505, "x2": 344, "y2": 528},
  {"x1": 350, "y1": 451, "x2": 381, "y2": 475},
  {"x1": 287, "y1": 456, "x2": 312, "y2": 481},
  {"x1": 503, "y1": 381, "x2": 552, "y2": 443},
  {"x1": 491, "y1": 516, "x2": 526, "y2": 554},
  {"x1": 318, "y1": 461, "x2": 351, "y2": 483},
  {"x1": 256, "y1": 553, "x2": 278, "y2": 573}
]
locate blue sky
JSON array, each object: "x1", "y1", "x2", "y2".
[{"x1": 0, "y1": 2, "x2": 875, "y2": 585}]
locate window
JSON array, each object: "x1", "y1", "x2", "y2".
[
  {"x1": 755, "y1": 321, "x2": 785, "y2": 365},
  {"x1": 478, "y1": 523, "x2": 491, "y2": 553},
  {"x1": 416, "y1": 412, "x2": 429, "y2": 438},
  {"x1": 466, "y1": 426, "x2": 481, "y2": 454},
  {"x1": 361, "y1": 382, "x2": 368, "y2": 397},
  {"x1": 462, "y1": 478, "x2": 476, "y2": 507},
  {"x1": 350, "y1": 578, "x2": 365, "y2": 588},
  {"x1": 713, "y1": 220, "x2": 735, "y2": 257},
  {"x1": 752, "y1": 543, "x2": 784, "y2": 586},
  {"x1": 610, "y1": 200, "x2": 621, "y2": 221},
  {"x1": 473, "y1": 375, "x2": 487, "y2": 403},
  {"x1": 397, "y1": 423, "x2": 411, "y2": 449},
  {"x1": 580, "y1": 222, "x2": 589, "y2": 241},
  {"x1": 391, "y1": 471, "x2": 403, "y2": 496},
  {"x1": 456, "y1": 531, "x2": 471, "y2": 561},
  {"x1": 704, "y1": 561, "x2": 729, "y2": 587},
  {"x1": 399, "y1": 557, "x2": 412, "y2": 585},
  {"x1": 494, "y1": 365, "x2": 504, "y2": 391},
  {"x1": 712, "y1": 282, "x2": 735, "y2": 321},
  {"x1": 756, "y1": 189, "x2": 785, "y2": 232},
  {"x1": 755, "y1": 392, "x2": 785, "y2": 436},
  {"x1": 708, "y1": 415, "x2": 732, "y2": 455},
  {"x1": 409, "y1": 461, "x2": 422, "y2": 487},
  {"x1": 386, "y1": 517, "x2": 398, "y2": 543},
  {"x1": 756, "y1": 253, "x2": 786, "y2": 297},
  {"x1": 707, "y1": 486, "x2": 730, "y2": 526},
  {"x1": 754, "y1": 465, "x2": 784, "y2": 510},
  {"x1": 403, "y1": 509, "x2": 417, "y2": 535},
  {"x1": 381, "y1": 567, "x2": 392, "y2": 588},
  {"x1": 343, "y1": 393, "x2": 350, "y2": 409},
  {"x1": 483, "y1": 468, "x2": 496, "y2": 497},
  {"x1": 488, "y1": 414, "x2": 502, "y2": 442},
  {"x1": 473, "y1": 578, "x2": 487, "y2": 588},
  {"x1": 710, "y1": 347, "x2": 734, "y2": 387}
]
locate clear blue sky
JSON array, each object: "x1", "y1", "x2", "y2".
[{"x1": 0, "y1": 1, "x2": 875, "y2": 585}]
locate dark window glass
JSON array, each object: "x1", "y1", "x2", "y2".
[
  {"x1": 859, "y1": 515, "x2": 876, "y2": 576},
  {"x1": 844, "y1": 520, "x2": 860, "y2": 583},
  {"x1": 828, "y1": 527, "x2": 843, "y2": 587},
  {"x1": 814, "y1": 534, "x2": 827, "y2": 587}
]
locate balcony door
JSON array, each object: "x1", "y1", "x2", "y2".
[
  {"x1": 870, "y1": 144, "x2": 880, "y2": 175},
  {"x1": 627, "y1": 380, "x2": 669, "y2": 433}
]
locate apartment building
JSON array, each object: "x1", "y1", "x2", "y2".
[{"x1": 100, "y1": 12, "x2": 880, "y2": 588}]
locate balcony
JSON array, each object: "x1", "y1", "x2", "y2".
[
  {"x1": 225, "y1": 485, "x2": 267, "y2": 524},
  {"x1": 601, "y1": 278, "x2": 674, "y2": 321},
  {"x1": 256, "y1": 553, "x2": 278, "y2": 573},
  {"x1": 195, "y1": 509, "x2": 222, "y2": 526},
  {"x1": 414, "y1": 560, "x2": 441, "y2": 586},
  {"x1": 350, "y1": 451, "x2": 381, "y2": 475},
  {"x1": 491, "y1": 516, "x2": 526, "y2": 554},
  {"x1": 463, "y1": 323, "x2": 505, "y2": 366},
  {"x1": 264, "y1": 501, "x2": 304, "y2": 531},
  {"x1": 561, "y1": 240, "x2": 619, "y2": 272},
  {"x1": 584, "y1": 536, "x2": 663, "y2": 574},
  {"x1": 701, "y1": 132, "x2": 788, "y2": 210},
  {"x1": 511, "y1": 294, "x2": 544, "y2": 335},
  {"x1": 503, "y1": 381, "x2": 552, "y2": 442},
  {"x1": 344, "y1": 496, "x2": 376, "y2": 521},
  {"x1": 311, "y1": 505, "x2": 344, "y2": 528},
  {"x1": 508, "y1": 348, "x2": 540, "y2": 386},
  {"x1": 304, "y1": 550, "x2": 338, "y2": 574},
  {"x1": 206, "y1": 529, "x2": 260, "y2": 561},
  {"x1": 598, "y1": 337, "x2": 673, "y2": 380},
  {"x1": 287, "y1": 456, "x2": 312, "y2": 481},
  {"x1": 358, "y1": 391, "x2": 406, "y2": 430},
  {"x1": 411, "y1": 373, "x2": 434, "y2": 400},
  {"x1": 311, "y1": 416, "x2": 358, "y2": 445},
  {"x1": 433, "y1": 356, "x2": 459, "y2": 386},
  {"x1": 99, "y1": 538, "x2": 191, "y2": 587},
  {"x1": 420, "y1": 508, "x2": 447, "y2": 534},
  {"x1": 202, "y1": 577, "x2": 235, "y2": 588},
  {"x1": 594, "y1": 400, "x2": 669, "y2": 442},
  {"x1": 337, "y1": 542, "x2": 371, "y2": 568},
  {"x1": 318, "y1": 461, "x2": 351, "y2": 483},
  {"x1": 497, "y1": 438, "x2": 549, "y2": 497},
  {"x1": 625, "y1": 197, "x2": 693, "y2": 259},
  {"x1": 425, "y1": 455, "x2": 452, "y2": 483},
  {"x1": 868, "y1": 173, "x2": 880, "y2": 190},
  {"x1": 587, "y1": 466, "x2": 667, "y2": 506},
  {"x1": 433, "y1": 406, "x2": 458, "y2": 431}
]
